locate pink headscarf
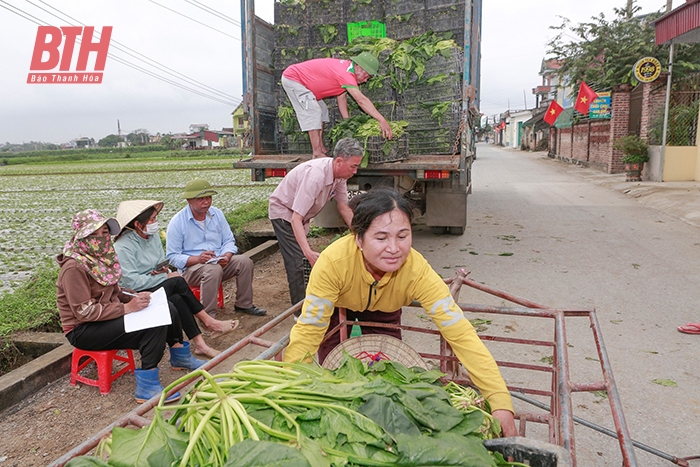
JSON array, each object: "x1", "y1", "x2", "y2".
[{"x1": 62, "y1": 209, "x2": 122, "y2": 286}]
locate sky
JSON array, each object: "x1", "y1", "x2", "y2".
[{"x1": 0, "y1": 0, "x2": 669, "y2": 144}]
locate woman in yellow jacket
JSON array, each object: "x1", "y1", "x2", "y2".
[{"x1": 284, "y1": 187, "x2": 517, "y2": 437}]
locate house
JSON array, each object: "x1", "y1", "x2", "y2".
[
  {"x1": 189, "y1": 123, "x2": 209, "y2": 133},
  {"x1": 521, "y1": 107, "x2": 549, "y2": 151},
  {"x1": 174, "y1": 129, "x2": 221, "y2": 149},
  {"x1": 217, "y1": 128, "x2": 236, "y2": 148},
  {"x1": 533, "y1": 59, "x2": 576, "y2": 110},
  {"x1": 231, "y1": 104, "x2": 250, "y2": 149},
  {"x1": 504, "y1": 110, "x2": 533, "y2": 149},
  {"x1": 74, "y1": 137, "x2": 91, "y2": 149},
  {"x1": 650, "y1": 0, "x2": 700, "y2": 181}
]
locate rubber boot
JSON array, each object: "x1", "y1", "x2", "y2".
[
  {"x1": 169, "y1": 341, "x2": 207, "y2": 371},
  {"x1": 134, "y1": 368, "x2": 180, "y2": 403}
]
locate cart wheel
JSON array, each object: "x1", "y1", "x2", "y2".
[{"x1": 448, "y1": 226, "x2": 465, "y2": 235}]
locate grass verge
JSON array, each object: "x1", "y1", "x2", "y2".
[
  {"x1": 0, "y1": 259, "x2": 61, "y2": 375},
  {"x1": 225, "y1": 198, "x2": 269, "y2": 233},
  {"x1": 225, "y1": 199, "x2": 270, "y2": 251}
]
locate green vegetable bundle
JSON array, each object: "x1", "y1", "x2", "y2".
[
  {"x1": 328, "y1": 115, "x2": 408, "y2": 167},
  {"x1": 67, "y1": 356, "x2": 524, "y2": 467},
  {"x1": 345, "y1": 32, "x2": 458, "y2": 93}
]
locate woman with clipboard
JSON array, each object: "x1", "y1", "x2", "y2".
[
  {"x1": 56, "y1": 209, "x2": 188, "y2": 403},
  {"x1": 114, "y1": 200, "x2": 238, "y2": 360}
]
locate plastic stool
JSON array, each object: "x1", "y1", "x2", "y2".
[
  {"x1": 190, "y1": 284, "x2": 225, "y2": 309},
  {"x1": 70, "y1": 348, "x2": 136, "y2": 395}
]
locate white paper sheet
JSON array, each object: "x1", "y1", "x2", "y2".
[{"x1": 123, "y1": 287, "x2": 172, "y2": 333}]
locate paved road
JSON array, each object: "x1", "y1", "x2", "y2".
[{"x1": 410, "y1": 143, "x2": 700, "y2": 466}]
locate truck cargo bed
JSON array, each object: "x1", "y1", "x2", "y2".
[{"x1": 234, "y1": 154, "x2": 464, "y2": 172}]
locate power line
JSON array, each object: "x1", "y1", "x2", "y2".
[
  {"x1": 4, "y1": 0, "x2": 241, "y2": 107},
  {"x1": 184, "y1": 0, "x2": 240, "y2": 26},
  {"x1": 148, "y1": 0, "x2": 239, "y2": 41},
  {"x1": 109, "y1": 55, "x2": 238, "y2": 106},
  {"x1": 0, "y1": 0, "x2": 44, "y2": 24},
  {"x1": 31, "y1": 0, "x2": 239, "y2": 102}
]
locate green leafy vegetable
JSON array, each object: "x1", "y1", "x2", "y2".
[
  {"x1": 652, "y1": 378, "x2": 677, "y2": 387},
  {"x1": 223, "y1": 439, "x2": 311, "y2": 467},
  {"x1": 65, "y1": 457, "x2": 111, "y2": 467},
  {"x1": 317, "y1": 24, "x2": 338, "y2": 44},
  {"x1": 69, "y1": 356, "x2": 526, "y2": 466}
]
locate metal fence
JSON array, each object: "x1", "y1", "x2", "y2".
[{"x1": 650, "y1": 72, "x2": 700, "y2": 146}]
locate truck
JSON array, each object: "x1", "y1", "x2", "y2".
[{"x1": 235, "y1": 0, "x2": 483, "y2": 234}]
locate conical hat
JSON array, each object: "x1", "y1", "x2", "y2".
[
  {"x1": 322, "y1": 335, "x2": 428, "y2": 370},
  {"x1": 116, "y1": 199, "x2": 164, "y2": 233}
]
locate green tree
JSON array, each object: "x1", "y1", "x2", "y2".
[
  {"x1": 547, "y1": 4, "x2": 700, "y2": 89},
  {"x1": 98, "y1": 134, "x2": 121, "y2": 147},
  {"x1": 126, "y1": 129, "x2": 150, "y2": 146},
  {"x1": 160, "y1": 134, "x2": 172, "y2": 148}
]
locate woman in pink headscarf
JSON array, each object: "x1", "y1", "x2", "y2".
[{"x1": 56, "y1": 209, "x2": 201, "y2": 403}]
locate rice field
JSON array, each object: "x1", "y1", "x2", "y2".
[{"x1": 0, "y1": 157, "x2": 277, "y2": 289}]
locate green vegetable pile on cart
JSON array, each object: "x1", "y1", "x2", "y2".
[{"x1": 66, "y1": 356, "x2": 528, "y2": 467}]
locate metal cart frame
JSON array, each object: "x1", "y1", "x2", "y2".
[{"x1": 51, "y1": 269, "x2": 643, "y2": 467}]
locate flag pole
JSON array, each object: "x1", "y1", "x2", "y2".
[{"x1": 659, "y1": 41, "x2": 673, "y2": 182}]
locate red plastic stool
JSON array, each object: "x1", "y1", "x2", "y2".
[
  {"x1": 190, "y1": 284, "x2": 225, "y2": 309},
  {"x1": 70, "y1": 348, "x2": 136, "y2": 395}
]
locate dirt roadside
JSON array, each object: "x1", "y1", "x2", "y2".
[{"x1": 0, "y1": 233, "x2": 332, "y2": 467}]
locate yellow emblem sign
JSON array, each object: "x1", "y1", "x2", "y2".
[{"x1": 634, "y1": 57, "x2": 661, "y2": 83}]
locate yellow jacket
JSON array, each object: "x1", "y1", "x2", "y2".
[{"x1": 284, "y1": 235, "x2": 514, "y2": 413}]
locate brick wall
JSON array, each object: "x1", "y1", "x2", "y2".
[
  {"x1": 549, "y1": 122, "x2": 610, "y2": 170},
  {"x1": 548, "y1": 82, "x2": 660, "y2": 173},
  {"x1": 558, "y1": 128, "x2": 573, "y2": 159},
  {"x1": 609, "y1": 84, "x2": 632, "y2": 173},
  {"x1": 572, "y1": 124, "x2": 589, "y2": 163},
  {"x1": 548, "y1": 127, "x2": 556, "y2": 156},
  {"x1": 588, "y1": 121, "x2": 611, "y2": 168},
  {"x1": 640, "y1": 73, "x2": 668, "y2": 143}
]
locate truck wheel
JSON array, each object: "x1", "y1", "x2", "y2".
[{"x1": 449, "y1": 226, "x2": 464, "y2": 235}]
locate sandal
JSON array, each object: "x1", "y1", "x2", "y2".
[
  {"x1": 677, "y1": 323, "x2": 700, "y2": 334},
  {"x1": 209, "y1": 319, "x2": 240, "y2": 339},
  {"x1": 194, "y1": 346, "x2": 222, "y2": 359}
]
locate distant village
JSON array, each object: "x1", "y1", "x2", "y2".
[{"x1": 1, "y1": 105, "x2": 250, "y2": 153}]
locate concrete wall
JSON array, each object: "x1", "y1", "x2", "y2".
[
  {"x1": 663, "y1": 146, "x2": 698, "y2": 181},
  {"x1": 646, "y1": 145, "x2": 662, "y2": 181},
  {"x1": 651, "y1": 105, "x2": 700, "y2": 181}
]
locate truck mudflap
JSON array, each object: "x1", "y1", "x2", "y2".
[{"x1": 426, "y1": 188, "x2": 467, "y2": 233}]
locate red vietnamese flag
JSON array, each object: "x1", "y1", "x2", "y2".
[
  {"x1": 543, "y1": 100, "x2": 564, "y2": 125},
  {"x1": 574, "y1": 82, "x2": 598, "y2": 115}
]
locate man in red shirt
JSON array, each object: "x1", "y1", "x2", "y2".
[{"x1": 282, "y1": 52, "x2": 393, "y2": 158}]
